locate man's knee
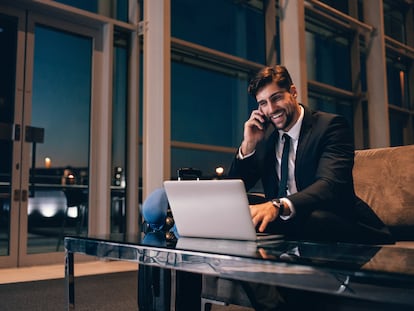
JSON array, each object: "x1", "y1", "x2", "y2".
[{"x1": 142, "y1": 188, "x2": 169, "y2": 231}]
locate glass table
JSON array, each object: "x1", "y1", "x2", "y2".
[{"x1": 64, "y1": 233, "x2": 414, "y2": 310}]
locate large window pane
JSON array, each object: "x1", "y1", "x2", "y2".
[
  {"x1": 306, "y1": 30, "x2": 352, "y2": 91},
  {"x1": 384, "y1": 1, "x2": 406, "y2": 43},
  {"x1": 387, "y1": 58, "x2": 409, "y2": 109},
  {"x1": 29, "y1": 25, "x2": 91, "y2": 253},
  {"x1": 171, "y1": 61, "x2": 249, "y2": 148},
  {"x1": 54, "y1": 0, "x2": 128, "y2": 22},
  {"x1": 389, "y1": 110, "x2": 407, "y2": 147},
  {"x1": 319, "y1": 0, "x2": 349, "y2": 14},
  {"x1": 171, "y1": 0, "x2": 265, "y2": 63}
]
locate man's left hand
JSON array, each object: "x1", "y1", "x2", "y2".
[{"x1": 250, "y1": 202, "x2": 278, "y2": 232}]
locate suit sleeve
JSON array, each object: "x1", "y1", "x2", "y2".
[
  {"x1": 228, "y1": 131, "x2": 277, "y2": 192},
  {"x1": 228, "y1": 152, "x2": 261, "y2": 191},
  {"x1": 288, "y1": 115, "x2": 356, "y2": 217}
]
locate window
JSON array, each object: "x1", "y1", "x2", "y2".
[
  {"x1": 171, "y1": 0, "x2": 265, "y2": 64},
  {"x1": 169, "y1": 0, "x2": 266, "y2": 178},
  {"x1": 111, "y1": 31, "x2": 129, "y2": 232},
  {"x1": 387, "y1": 56, "x2": 410, "y2": 109},
  {"x1": 171, "y1": 61, "x2": 249, "y2": 147},
  {"x1": 384, "y1": 0, "x2": 413, "y2": 146},
  {"x1": 308, "y1": 95, "x2": 354, "y2": 130},
  {"x1": 306, "y1": 21, "x2": 352, "y2": 91},
  {"x1": 319, "y1": 0, "x2": 349, "y2": 15},
  {"x1": 30, "y1": 25, "x2": 92, "y2": 253},
  {"x1": 384, "y1": 1, "x2": 406, "y2": 43},
  {"x1": 170, "y1": 60, "x2": 252, "y2": 177},
  {"x1": 389, "y1": 110, "x2": 407, "y2": 146},
  {"x1": 55, "y1": 0, "x2": 129, "y2": 22}
]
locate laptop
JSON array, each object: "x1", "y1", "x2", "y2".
[{"x1": 163, "y1": 179, "x2": 283, "y2": 243}]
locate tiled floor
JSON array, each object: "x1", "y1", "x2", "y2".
[
  {"x1": 0, "y1": 260, "x2": 252, "y2": 310},
  {"x1": 0, "y1": 260, "x2": 137, "y2": 284}
]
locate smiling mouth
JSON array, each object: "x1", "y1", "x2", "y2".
[{"x1": 271, "y1": 111, "x2": 283, "y2": 119}]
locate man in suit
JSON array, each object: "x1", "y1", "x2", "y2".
[
  {"x1": 227, "y1": 65, "x2": 394, "y2": 311},
  {"x1": 229, "y1": 64, "x2": 392, "y2": 245}
]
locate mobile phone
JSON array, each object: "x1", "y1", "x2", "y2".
[{"x1": 261, "y1": 116, "x2": 270, "y2": 130}]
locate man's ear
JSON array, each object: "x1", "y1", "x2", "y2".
[{"x1": 289, "y1": 85, "x2": 297, "y2": 98}]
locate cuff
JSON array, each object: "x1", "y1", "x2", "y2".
[
  {"x1": 279, "y1": 198, "x2": 295, "y2": 220},
  {"x1": 237, "y1": 147, "x2": 255, "y2": 160}
]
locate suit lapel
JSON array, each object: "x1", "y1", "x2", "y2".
[{"x1": 295, "y1": 106, "x2": 314, "y2": 179}]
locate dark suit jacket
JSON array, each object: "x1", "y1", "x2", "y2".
[{"x1": 229, "y1": 105, "x2": 393, "y2": 243}]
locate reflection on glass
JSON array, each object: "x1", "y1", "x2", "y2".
[{"x1": 28, "y1": 25, "x2": 92, "y2": 253}]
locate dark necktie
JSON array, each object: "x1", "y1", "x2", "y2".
[{"x1": 278, "y1": 134, "x2": 290, "y2": 198}]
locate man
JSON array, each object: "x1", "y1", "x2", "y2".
[
  {"x1": 229, "y1": 64, "x2": 392, "y2": 244},
  {"x1": 225, "y1": 65, "x2": 394, "y2": 311}
]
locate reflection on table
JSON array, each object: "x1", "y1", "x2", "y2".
[{"x1": 65, "y1": 233, "x2": 414, "y2": 308}]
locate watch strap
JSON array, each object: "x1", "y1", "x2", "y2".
[{"x1": 271, "y1": 199, "x2": 284, "y2": 217}]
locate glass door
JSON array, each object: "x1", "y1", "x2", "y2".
[
  {"x1": 0, "y1": 9, "x2": 21, "y2": 267},
  {"x1": 23, "y1": 17, "x2": 93, "y2": 259},
  {"x1": 0, "y1": 6, "x2": 96, "y2": 267}
]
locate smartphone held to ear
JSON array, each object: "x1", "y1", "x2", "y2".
[{"x1": 261, "y1": 116, "x2": 270, "y2": 129}]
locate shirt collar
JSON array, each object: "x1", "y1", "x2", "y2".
[{"x1": 278, "y1": 105, "x2": 304, "y2": 141}]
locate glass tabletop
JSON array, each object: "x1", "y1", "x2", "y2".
[
  {"x1": 64, "y1": 233, "x2": 414, "y2": 307},
  {"x1": 67, "y1": 232, "x2": 414, "y2": 278}
]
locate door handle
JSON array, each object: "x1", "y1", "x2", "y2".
[
  {"x1": 0, "y1": 122, "x2": 20, "y2": 141},
  {"x1": 13, "y1": 189, "x2": 28, "y2": 202},
  {"x1": 21, "y1": 190, "x2": 28, "y2": 202}
]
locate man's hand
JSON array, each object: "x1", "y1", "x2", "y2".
[
  {"x1": 250, "y1": 201, "x2": 279, "y2": 232},
  {"x1": 240, "y1": 109, "x2": 268, "y2": 156}
]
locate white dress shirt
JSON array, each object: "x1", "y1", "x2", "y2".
[{"x1": 238, "y1": 106, "x2": 305, "y2": 220}]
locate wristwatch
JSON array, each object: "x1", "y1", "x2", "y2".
[{"x1": 271, "y1": 199, "x2": 284, "y2": 217}]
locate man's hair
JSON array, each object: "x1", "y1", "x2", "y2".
[{"x1": 247, "y1": 65, "x2": 294, "y2": 98}]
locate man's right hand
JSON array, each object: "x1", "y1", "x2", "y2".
[{"x1": 240, "y1": 109, "x2": 268, "y2": 156}]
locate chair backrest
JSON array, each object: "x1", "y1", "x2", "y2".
[
  {"x1": 353, "y1": 145, "x2": 414, "y2": 240},
  {"x1": 63, "y1": 188, "x2": 87, "y2": 207}
]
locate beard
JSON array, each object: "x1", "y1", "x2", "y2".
[{"x1": 273, "y1": 110, "x2": 294, "y2": 131}]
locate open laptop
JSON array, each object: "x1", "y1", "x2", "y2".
[{"x1": 163, "y1": 179, "x2": 283, "y2": 243}]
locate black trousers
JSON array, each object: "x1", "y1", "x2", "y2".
[{"x1": 244, "y1": 208, "x2": 394, "y2": 311}]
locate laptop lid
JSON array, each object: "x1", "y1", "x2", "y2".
[{"x1": 163, "y1": 179, "x2": 282, "y2": 241}]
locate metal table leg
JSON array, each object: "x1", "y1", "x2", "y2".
[{"x1": 65, "y1": 250, "x2": 75, "y2": 310}]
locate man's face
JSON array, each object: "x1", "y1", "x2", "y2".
[{"x1": 256, "y1": 83, "x2": 300, "y2": 132}]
